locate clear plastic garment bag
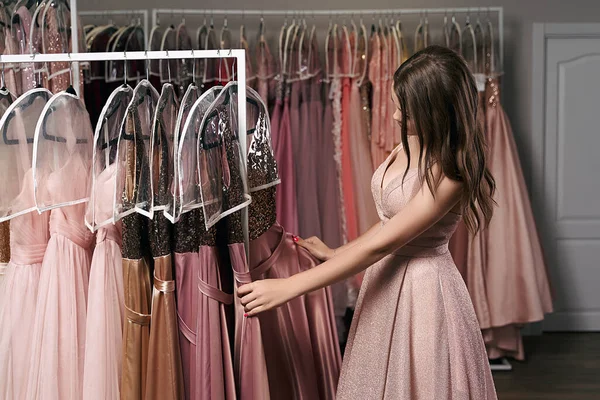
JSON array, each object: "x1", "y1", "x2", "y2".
[
  {"x1": 32, "y1": 90, "x2": 93, "y2": 211},
  {"x1": 164, "y1": 82, "x2": 200, "y2": 223},
  {"x1": 115, "y1": 79, "x2": 159, "y2": 219},
  {"x1": 196, "y1": 81, "x2": 251, "y2": 230},
  {"x1": 177, "y1": 86, "x2": 222, "y2": 222},
  {"x1": 0, "y1": 88, "x2": 52, "y2": 221},
  {"x1": 85, "y1": 84, "x2": 133, "y2": 232}
]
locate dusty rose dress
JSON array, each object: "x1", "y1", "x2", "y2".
[
  {"x1": 245, "y1": 90, "x2": 341, "y2": 399},
  {"x1": 480, "y1": 78, "x2": 553, "y2": 359},
  {"x1": 337, "y1": 145, "x2": 497, "y2": 399}
]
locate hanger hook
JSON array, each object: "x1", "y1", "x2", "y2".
[
  {"x1": 165, "y1": 49, "x2": 171, "y2": 83},
  {"x1": 68, "y1": 52, "x2": 73, "y2": 88},
  {"x1": 1, "y1": 55, "x2": 5, "y2": 89},
  {"x1": 191, "y1": 49, "x2": 196, "y2": 82},
  {"x1": 123, "y1": 51, "x2": 127, "y2": 85},
  {"x1": 144, "y1": 50, "x2": 149, "y2": 81}
]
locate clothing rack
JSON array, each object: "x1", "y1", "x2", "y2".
[
  {"x1": 152, "y1": 7, "x2": 504, "y2": 71},
  {"x1": 0, "y1": 49, "x2": 250, "y2": 257},
  {"x1": 78, "y1": 9, "x2": 150, "y2": 50}
]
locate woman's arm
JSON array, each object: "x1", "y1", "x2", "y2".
[
  {"x1": 238, "y1": 168, "x2": 463, "y2": 316},
  {"x1": 298, "y1": 221, "x2": 382, "y2": 261}
]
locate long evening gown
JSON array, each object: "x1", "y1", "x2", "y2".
[
  {"x1": 479, "y1": 78, "x2": 553, "y2": 360},
  {"x1": 145, "y1": 83, "x2": 185, "y2": 400},
  {"x1": 203, "y1": 85, "x2": 269, "y2": 400},
  {"x1": 25, "y1": 153, "x2": 94, "y2": 400},
  {"x1": 82, "y1": 164, "x2": 124, "y2": 400},
  {"x1": 175, "y1": 85, "x2": 236, "y2": 400},
  {"x1": 337, "y1": 144, "x2": 497, "y2": 399},
  {"x1": 244, "y1": 88, "x2": 341, "y2": 399},
  {"x1": 0, "y1": 172, "x2": 49, "y2": 400}
]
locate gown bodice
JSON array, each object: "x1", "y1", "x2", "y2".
[
  {"x1": 46, "y1": 155, "x2": 94, "y2": 249},
  {"x1": 371, "y1": 145, "x2": 461, "y2": 256},
  {"x1": 9, "y1": 169, "x2": 49, "y2": 265}
]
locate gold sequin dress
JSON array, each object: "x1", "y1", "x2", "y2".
[{"x1": 336, "y1": 144, "x2": 498, "y2": 399}]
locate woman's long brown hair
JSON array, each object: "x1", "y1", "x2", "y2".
[{"x1": 393, "y1": 45, "x2": 496, "y2": 233}]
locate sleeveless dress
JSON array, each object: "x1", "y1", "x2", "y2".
[
  {"x1": 0, "y1": 171, "x2": 49, "y2": 400},
  {"x1": 337, "y1": 145, "x2": 498, "y2": 399},
  {"x1": 82, "y1": 164, "x2": 124, "y2": 400}
]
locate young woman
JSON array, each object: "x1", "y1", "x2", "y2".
[{"x1": 238, "y1": 45, "x2": 498, "y2": 399}]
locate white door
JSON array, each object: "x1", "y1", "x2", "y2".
[{"x1": 532, "y1": 23, "x2": 600, "y2": 331}]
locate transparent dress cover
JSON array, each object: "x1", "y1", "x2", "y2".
[
  {"x1": 33, "y1": 92, "x2": 93, "y2": 211},
  {"x1": 244, "y1": 87, "x2": 281, "y2": 192},
  {"x1": 150, "y1": 83, "x2": 178, "y2": 212},
  {"x1": 0, "y1": 88, "x2": 52, "y2": 221},
  {"x1": 115, "y1": 80, "x2": 159, "y2": 219},
  {"x1": 85, "y1": 85, "x2": 133, "y2": 232},
  {"x1": 197, "y1": 82, "x2": 251, "y2": 229},
  {"x1": 164, "y1": 83, "x2": 200, "y2": 223},
  {"x1": 176, "y1": 86, "x2": 221, "y2": 221}
]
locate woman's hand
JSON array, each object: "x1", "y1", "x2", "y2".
[
  {"x1": 238, "y1": 278, "x2": 298, "y2": 317},
  {"x1": 295, "y1": 236, "x2": 335, "y2": 261}
]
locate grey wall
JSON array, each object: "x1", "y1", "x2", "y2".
[{"x1": 80, "y1": 0, "x2": 600, "y2": 188}]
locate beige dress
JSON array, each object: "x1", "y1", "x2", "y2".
[{"x1": 337, "y1": 145, "x2": 498, "y2": 399}]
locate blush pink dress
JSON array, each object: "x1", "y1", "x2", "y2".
[
  {"x1": 337, "y1": 145, "x2": 497, "y2": 399},
  {"x1": 82, "y1": 163, "x2": 124, "y2": 400},
  {"x1": 0, "y1": 171, "x2": 49, "y2": 400},
  {"x1": 25, "y1": 155, "x2": 94, "y2": 400},
  {"x1": 368, "y1": 33, "x2": 386, "y2": 170}
]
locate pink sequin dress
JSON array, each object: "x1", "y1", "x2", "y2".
[{"x1": 337, "y1": 144, "x2": 498, "y2": 399}]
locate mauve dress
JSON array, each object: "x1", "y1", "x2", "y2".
[
  {"x1": 245, "y1": 90, "x2": 341, "y2": 399},
  {"x1": 274, "y1": 82, "x2": 298, "y2": 234},
  {"x1": 175, "y1": 86, "x2": 236, "y2": 400},
  {"x1": 337, "y1": 144, "x2": 497, "y2": 399}
]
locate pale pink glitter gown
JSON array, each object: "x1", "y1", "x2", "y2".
[
  {"x1": 25, "y1": 154, "x2": 94, "y2": 400},
  {"x1": 337, "y1": 145, "x2": 497, "y2": 399},
  {"x1": 82, "y1": 164, "x2": 124, "y2": 400}
]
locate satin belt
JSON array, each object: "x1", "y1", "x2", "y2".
[
  {"x1": 178, "y1": 269, "x2": 234, "y2": 346},
  {"x1": 50, "y1": 217, "x2": 94, "y2": 249},
  {"x1": 126, "y1": 306, "x2": 151, "y2": 326},
  {"x1": 234, "y1": 224, "x2": 287, "y2": 284},
  {"x1": 95, "y1": 225, "x2": 122, "y2": 246},
  {"x1": 9, "y1": 243, "x2": 48, "y2": 265},
  {"x1": 393, "y1": 243, "x2": 449, "y2": 258}
]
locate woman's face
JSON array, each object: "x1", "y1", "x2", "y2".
[{"x1": 392, "y1": 88, "x2": 415, "y2": 136}]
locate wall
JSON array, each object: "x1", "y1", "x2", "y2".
[{"x1": 79, "y1": 0, "x2": 600, "y2": 189}]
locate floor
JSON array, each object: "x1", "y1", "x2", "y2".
[{"x1": 493, "y1": 333, "x2": 600, "y2": 399}]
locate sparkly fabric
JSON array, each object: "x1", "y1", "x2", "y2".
[
  {"x1": 218, "y1": 107, "x2": 246, "y2": 245},
  {"x1": 248, "y1": 187, "x2": 276, "y2": 240},
  {"x1": 360, "y1": 82, "x2": 372, "y2": 143},
  {"x1": 0, "y1": 221, "x2": 9, "y2": 263},
  {"x1": 336, "y1": 148, "x2": 498, "y2": 399}
]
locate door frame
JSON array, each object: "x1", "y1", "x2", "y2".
[{"x1": 531, "y1": 23, "x2": 600, "y2": 331}]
